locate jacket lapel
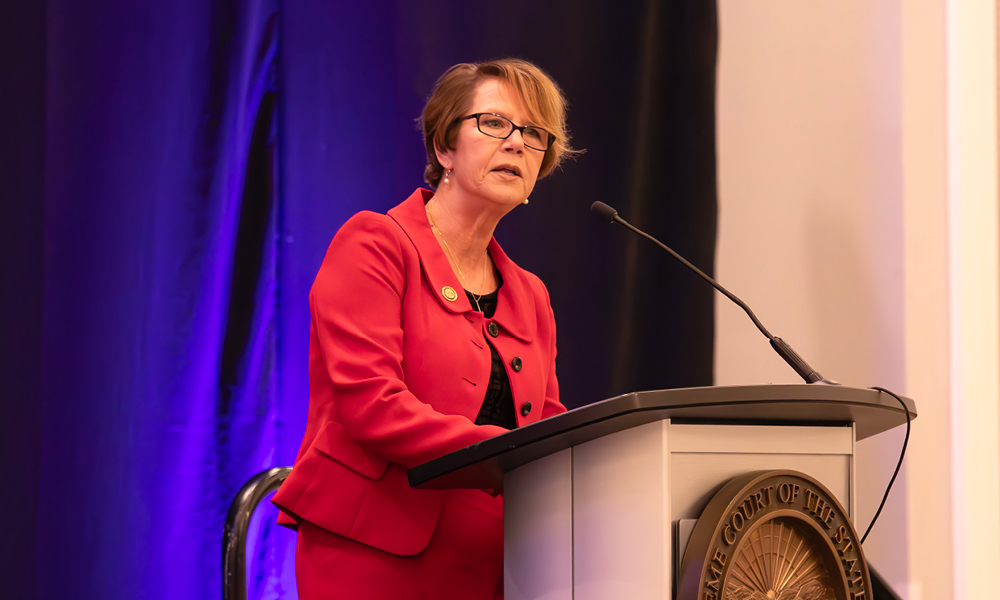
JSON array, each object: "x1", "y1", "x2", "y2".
[
  {"x1": 487, "y1": 239, "x2": 536, "y2": 344},
  {"x1": 389, "y1": 189, "x2": 472, "y2": 314}
]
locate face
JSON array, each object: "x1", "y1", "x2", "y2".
[{"x1": 437, "y1": 79, "x2": 544, "y2": 208}]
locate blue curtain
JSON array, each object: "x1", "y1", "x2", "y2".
[{"x1": 1, "y1": 1, "x2": 717, "y2": 598}]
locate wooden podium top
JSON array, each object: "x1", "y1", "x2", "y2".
[{"x1": 408, "y1": 384, "x2": 915, "y2": 491}]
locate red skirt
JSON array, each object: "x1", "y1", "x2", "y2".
[{"x1": 296, "y1": 489, "x2": 504, "y2": 600}]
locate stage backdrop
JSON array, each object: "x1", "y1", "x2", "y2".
[{"x1": 1, "y1": 0, "x2": 718, "y2": 598}]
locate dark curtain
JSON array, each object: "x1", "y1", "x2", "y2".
[
  {"x1": 281, "y1": 0, "x2": 719, "y2": 410},
  {"x1": 0, "y1": 2, "x2": 46, "y2": 597},
  {"x1": 1, "y1": 1, "x2": 717, "y2": 598}
]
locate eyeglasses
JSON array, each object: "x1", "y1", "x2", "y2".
[{"x1": 463, "y1": 113, "x2": 554, "y2": 151}]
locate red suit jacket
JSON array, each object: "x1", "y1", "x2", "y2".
[{"x1": 273, "y1": 188, "x2": 566, "y2": 559}]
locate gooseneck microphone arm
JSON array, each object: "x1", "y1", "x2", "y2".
[{"x1": 591, "y1": 201, "x2": 835, "y2": 385}]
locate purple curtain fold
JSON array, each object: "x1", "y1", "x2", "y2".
[
  {"x1": 2, "y1": 1, "x2": 717, "y2": 598},
  {"x1": 29, "y1": 0, "x2": 285, "y2": 597}
]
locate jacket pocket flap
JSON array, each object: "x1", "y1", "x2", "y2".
[{"x1": 311, "y1": 421, "x2": 389, "y2": 480}]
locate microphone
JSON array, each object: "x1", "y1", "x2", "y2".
[{"x1": 591, "y1": 201, "x2": 836, "y2": 385}]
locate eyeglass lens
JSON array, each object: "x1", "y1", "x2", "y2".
[{"x1": 477, "y1": 114, "x2": 551, "y2": 150}]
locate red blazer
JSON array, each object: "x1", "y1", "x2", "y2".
[{"x1": 273, "y1": 188, "x2": 566, "y2": 557}]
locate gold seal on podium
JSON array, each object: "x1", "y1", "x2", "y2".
[{"x1": 678, "y1": 470, "x2": 870, "y2": 600}]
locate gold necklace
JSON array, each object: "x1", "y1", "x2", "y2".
[{"x1": 426, "y1": 206, "x2": 489, "y2": 311}]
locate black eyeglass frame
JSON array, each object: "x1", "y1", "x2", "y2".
[{"x1": 462, "y1": 113, "x2": 554, "y2": 151}]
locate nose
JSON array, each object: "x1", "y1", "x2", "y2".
[{"x1": 503, "y1": 129, "x2": 525, "y2": 153}]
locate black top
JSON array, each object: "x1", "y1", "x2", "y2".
[{"x1": 468, "y1": 277, "x2": 517, "y2": 430}]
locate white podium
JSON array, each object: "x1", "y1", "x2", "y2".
[{"x1": 408, "y1": 384, "x2": 915, "y2": 600}]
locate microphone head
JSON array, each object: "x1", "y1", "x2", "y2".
[{"x1": 591, "y1": 201, "x2": 619, "y2": 223}]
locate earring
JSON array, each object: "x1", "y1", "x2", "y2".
[
  {"x1": 523, "y1": 198, "x2": 530, "y2": 205},
  {"x1": 443, "y1": 169, "x2": 451, "y2": 184}
]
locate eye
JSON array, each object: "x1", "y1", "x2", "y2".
[
  {"x1": 523, "y1": 127, "x2": 543, "y2": 142},
  {"x1": 482, "y1": 116, "x2": 507, "y2": 130}
]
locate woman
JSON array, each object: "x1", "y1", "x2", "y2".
[{"x1": 273, "y1": 58, "x2": 576, "y2": 600}]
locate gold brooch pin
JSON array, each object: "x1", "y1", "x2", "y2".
[{"x1": 442, "y1": 286, "x2": 458, "y2": 301}]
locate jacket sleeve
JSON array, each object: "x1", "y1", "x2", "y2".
[{"x1": 311, "y1": 213, "x2": 508, "y2": 469}]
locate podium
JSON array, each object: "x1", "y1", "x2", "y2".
[{"x1": 409, "y1": 384, "x2": 916, "y2": 600}]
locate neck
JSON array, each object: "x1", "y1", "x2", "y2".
[{"x1": 424, "y1": 191, "x2": 499, "y2": 262}]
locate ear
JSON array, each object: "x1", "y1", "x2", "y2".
[{"x1": 434, "y1": 143, "x2": 454, "y2": 171}]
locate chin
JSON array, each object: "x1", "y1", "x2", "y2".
[{"x1": 481, "y1": 185, "x2": 526, "y2": 207}]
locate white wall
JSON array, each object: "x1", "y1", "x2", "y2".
[
  {"x1": 900, "y1": 4, "x2": 954, "y2": 599},
  {"x1": 715, "y1": 1, "x2": 1000, "y2": 598},
  {"x1": 942, "y1": 1, "x2": 1000, "y2": 597}
]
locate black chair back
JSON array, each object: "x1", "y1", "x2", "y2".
[{"x1": 223, "y1": 467, "x2": 292, "y2": 600}]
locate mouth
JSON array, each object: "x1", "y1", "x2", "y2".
[{"x1": 492, "y1": 164, "x2": 522, "y2": 177}]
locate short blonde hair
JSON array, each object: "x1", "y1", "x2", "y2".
[{"x1": 419, "y1": 58, "x2": 578, "y2": 188}]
